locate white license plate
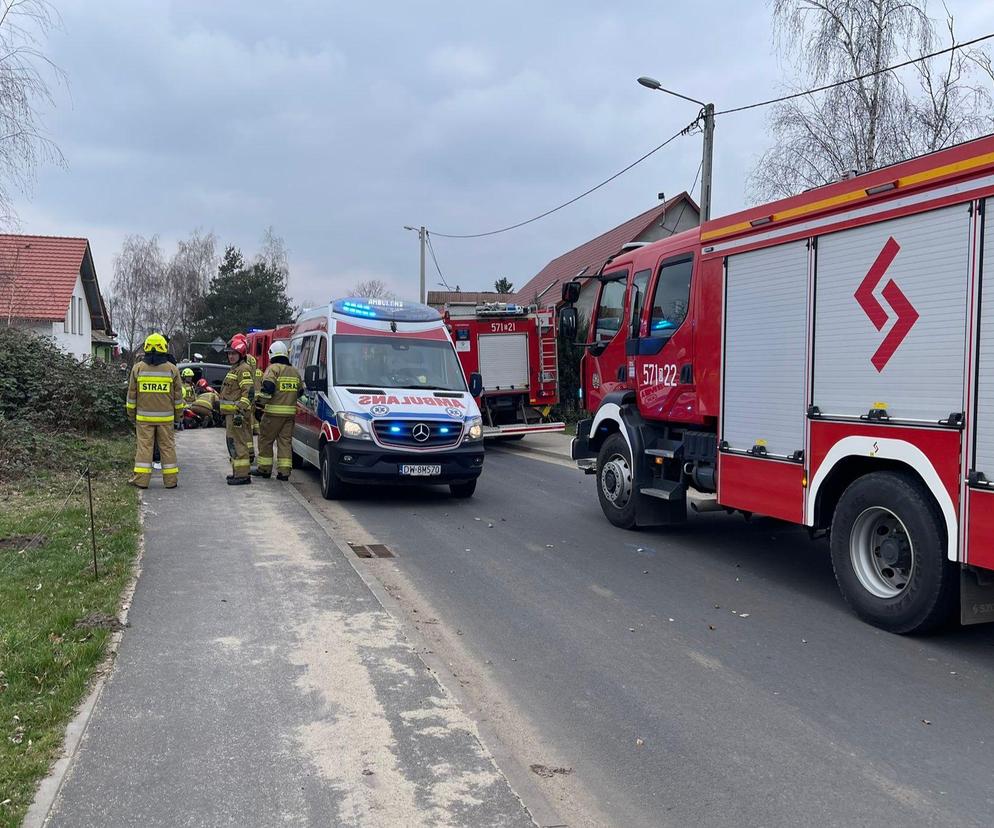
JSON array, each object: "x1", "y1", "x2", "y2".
[{"x1": 399, "y1": 464, "x2": 441, "y2": 477}]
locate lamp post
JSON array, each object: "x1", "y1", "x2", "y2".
[
  {"x1": 637, "y1": 76, "x2": 715, "y2": 222},
  {"x1": 403, "y1": 225, "x2": 427, "y2": 303}
]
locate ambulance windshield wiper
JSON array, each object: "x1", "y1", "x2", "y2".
[{"x1": 400, "y1": 384, "x2": 461, "y2": 391}]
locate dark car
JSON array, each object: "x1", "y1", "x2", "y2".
[{"x1": 177, "y1": 361, "x2": 229, "y2": 390}]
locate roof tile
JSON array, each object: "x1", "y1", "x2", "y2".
[{"x1": 0, "y1": 234, "x2": 89, "y2": 322}]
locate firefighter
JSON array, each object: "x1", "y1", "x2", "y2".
[
  {"x1": 252, "y1": 341, "x2": 302, "y2": 480},
  {"x1": 180, "y1": 367, "x2": 197, "y2": 405},
  {"x1": 246, "y1": 350, "x2": 263, "y2": 461},
  {"x1": 126, "y1": 333, "x2": 183, "y2": 488},
  {"x1": 219, "y1": 334, "x2": 255, "y2": 485},
  {"x1": 187, "y1": 379, "x2": 219, "y2": 427}
]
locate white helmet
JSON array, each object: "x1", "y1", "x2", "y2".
[{"x1": 268, "y1": 340, "x2": 289, "y2": 360}]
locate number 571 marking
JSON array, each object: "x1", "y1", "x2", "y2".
[{"x1": 642, "y1": 364, "x2": 678, "y2": 387}]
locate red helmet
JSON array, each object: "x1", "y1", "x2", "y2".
[
  {"x1": 196, "y1": 378, "x2": 209, "y2": 390},
  {"x1": 226, "y1": 334, "x2": 247, "y2": 355}
]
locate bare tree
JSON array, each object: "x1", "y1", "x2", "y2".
[
  {"x1": 351, "y1": 279, "x2": 397, "y2": 300},
  {"x1": 0, "y1": 0, "x2": 66, "y2": 225},
  {"x1": 750, "y1": 1, "x2": 992, "y2": 201},
  {"x1": 163, "y1": 229, "x2": 217, "y2": 355},
  {"x1": 256, "y1": 226, "x2": 289, "y2": 279},
  {"x1": 109, "y1": 234, "x2": 165, "y2": 358}
]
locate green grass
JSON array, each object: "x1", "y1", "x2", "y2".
[{"x1": 0, "y1": 437, "x2": 139, "y2": 827}]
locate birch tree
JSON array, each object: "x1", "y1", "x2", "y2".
[
  {"x1": 750, "y1": 0, "x2": 992, "y2": 200},
  {"x1": 110, "y1": 234, "x2": 165, "y2": 357}
]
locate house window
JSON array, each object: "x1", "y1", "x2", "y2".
[
  {"x1": 64, "y1": 302, "x2": 70, "y2": 333},
  {"x1": 78, "y1": 295, "x2": 84, "y2": 333},
  {"x1": 70, "y1": 297, "x2": 76, "y2": 334}
]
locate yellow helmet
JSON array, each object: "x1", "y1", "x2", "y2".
[
  {"x1": 143, "y1": 333, "x2": 168, "y2": 354},
  {"x1": 181, "y1": 367, "x2": 195, "y2": 379}
]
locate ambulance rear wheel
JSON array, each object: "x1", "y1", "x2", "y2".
[
  {"x1": 597, "y1": 432, "x2": 637, "y2": 530},
  {"x1": 450, "y1": 479, "x2": 477, "y2": 498},
  {"x1": 830, "y1": 471, "x2": 957, "y2": 634},
  {"x1": 319, "y1": 444, "x2": 348, "y2": 500}
]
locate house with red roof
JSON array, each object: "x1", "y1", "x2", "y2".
[
  {"x1": 513, "y1": 193, "x2": 699, "y2": 316},
  {"x1": 0, "y1": 234, "x2": 116, "y2": 361}
]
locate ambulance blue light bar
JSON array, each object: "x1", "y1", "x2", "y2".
[{"x1": 331, "y1": 297, "x2": 441, "y2": 322}]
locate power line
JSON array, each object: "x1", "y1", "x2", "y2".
[
  {"x1": 671, "y1": 159, "x2": 703, "y2": 231},
  {"x1": 424, "y1": 232, "x2": 454, "y2": 290},
  {"x1": 716, "y1": 31, "x2": 994, "y2": 115},
  {"x1": 431, "y1": 118, "x2": 698, "y2": 240}
]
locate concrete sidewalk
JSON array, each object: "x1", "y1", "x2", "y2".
[
  {"x1": 41, "y1": 430, "x2": 532, "y2": 827},
  {"x1": 486, "y1": 431, "x2": 573, "y2": 462}
]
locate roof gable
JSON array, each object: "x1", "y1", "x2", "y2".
[
  {"x1": 0, "y1": 234, "x2": 93, "y2": 324},
  {"x1": 514, "y1": 193, "x2": 698, "y2": 306}
]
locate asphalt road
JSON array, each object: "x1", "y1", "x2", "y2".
[{"x1": 296, "y1": 447, "x2": 994, "y2": 827}]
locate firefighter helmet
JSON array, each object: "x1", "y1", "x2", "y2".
[
  {"x1": 269, "y1": 340, "x2": 289, "y2": 360},
  {"x1": 226, "y1": 335, "x2": 247, "y2": 355},
  {"x1": 196, "y1": 378, "x2": 209, "y2": 390},
  {"x1": 143, "y1": 333, "x2": 168, "y2": 354},
  {"x1": 181, "y1": 367, "x2": 195, "y2": 379}
]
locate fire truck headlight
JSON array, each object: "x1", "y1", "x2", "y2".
[
  {"x1": 466, "y1": 417, "x2": 483, "y2": 441},
  {"x1": 338, "y1": 411, "x2": 370, "y2": 440}
]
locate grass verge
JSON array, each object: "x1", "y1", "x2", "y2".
[{"x1": 0, "y1": 436, "x2": 139, "y2": 827}]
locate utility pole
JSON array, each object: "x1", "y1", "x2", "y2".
[
  {"x1": 404, "y1": 225, "x2": 428, "y2": 303},
  {"x1": 700, "y1": 103, "x2": 714, "y2": 222}
]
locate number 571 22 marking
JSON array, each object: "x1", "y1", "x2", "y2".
[{"x1": 642, "y1": 364, "x2": 678, "y2": 387}]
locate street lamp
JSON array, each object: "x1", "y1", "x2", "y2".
[
  {"x1": 403, "y1": 225, "x2": 427, "y2": 303},
  {"x1": 637, "y1": 76, "x2": 715, "y2": 222}
]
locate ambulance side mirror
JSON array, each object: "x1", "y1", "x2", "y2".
[
  {"x1": 468, "y1": 372, "x2": 483, "y2": 398},
  {"x1": 304, "y1": 365, "x2": 323, "y2": 392},
  {"x1": 558, "y1": 306, "x2": 578, "y2": 342}
]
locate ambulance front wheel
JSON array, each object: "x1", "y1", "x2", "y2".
[
  {"x1": 450, "y1": 479, "x2": 477, "y2": 498},
  {"x1": 830, "y1": 471, "x2": 957, "y2": 634},
  {"x1": 320, "y1": 444, "x2": 349, "y2": 500}
]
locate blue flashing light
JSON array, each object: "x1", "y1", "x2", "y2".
[
  {"x1": 389, "y1": 425, "x2": 402, "y2": 433},
  {"x1": 340, "y1": 301, "x2": 378, "y2": 319},
  {"x1": 332, "y1": 296, "x2": 441, "y2": 323},
  {"x1": 439, "y1": 427, "x2": 450, "y2": 434}
]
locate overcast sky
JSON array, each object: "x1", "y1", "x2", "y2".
[{"x1": 13, "y1": 0, "x2": 994, "y2": 305}]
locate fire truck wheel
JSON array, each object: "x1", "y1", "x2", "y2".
[
  {"x1": 449, "y1": 479, "x2": 477, "y2": 498},
  {"x1": 319, "y1": 444, "x2": 348, "y2": 500},
  {"x1": 597, "y1": 432, "x2": 638, "y2": 530},
  {"x1": 830, "y1": 471, "x2": 957, "y2": 634}
]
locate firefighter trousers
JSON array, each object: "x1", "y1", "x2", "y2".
[
  {"x1": 132, "y1": 422, "x2": 178, "y2": 488},
  {"x1": 225, "y1": 414, "x2": 253, "y2": 478},
  {"x1": 257, "y1": 415, "x2": 294, "y2": 477},
  {"x1": 249, "y1": 409, "x2": 257, "y2": 461}
]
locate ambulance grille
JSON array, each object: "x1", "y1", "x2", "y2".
[{"x1": 372, "y1": 419, "x2": 461, "y2": 448}]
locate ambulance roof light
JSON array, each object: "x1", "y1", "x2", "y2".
[{"x1": 331, "y1": 297, "x2": 441, "y2": 322}]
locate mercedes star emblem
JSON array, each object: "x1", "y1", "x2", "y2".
[{"x1": 412, "y1": 423, "x2": 431, "y2": 442}]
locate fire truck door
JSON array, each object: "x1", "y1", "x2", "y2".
[
  {"x1": 585, "y1": 270, "x2": 630, "y2": 412},
  {"x1": 633, "y1": 253, "x2": 695, "y2": 420}
]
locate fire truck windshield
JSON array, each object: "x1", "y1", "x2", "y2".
[{"x1": 332, "y1": 335, "x2": 468, "y2": 392}]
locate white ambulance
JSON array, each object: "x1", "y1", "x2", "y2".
[{"x1": 288, "y1": 297, "x2": 486, "y2": 499}]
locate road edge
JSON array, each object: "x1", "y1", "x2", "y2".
[
  {"x1": 23, "y1": 493, "x2": 147, "y2": 828},
  {"x1": 284, "y1": 483, "x2": 567, "y2": 828}
]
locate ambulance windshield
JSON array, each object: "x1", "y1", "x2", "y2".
[{"x1": 332, "y1": 335, "x2": 468, "y2": 392}]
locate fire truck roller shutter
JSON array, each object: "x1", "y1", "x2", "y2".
[
  {"x1": 813, "y1": 203, "x2": 970, "y2": 422},
  {"x1": 722, "y1": 240, "x2": 809, "y2": 458},
  {"x1": 478, "y1": 333, "x2": 529, "y2": 390},
  {"x1": 972, "y1": 199, "x2": 994, "y2": 478}
]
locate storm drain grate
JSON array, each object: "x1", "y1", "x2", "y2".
[{"x1": 348, "y1": 542, "x2": 394, "y2": 559}]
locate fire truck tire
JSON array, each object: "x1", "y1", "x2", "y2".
[
  {"x1": 829, "y1": 471, "x2": 957, "y2": 634},
  {"x1": 449, "y1": 479, "x2": 477, "y2": 498},
  {"x1": 319, "y1": 444, "x2": 349, "y2": 500},
  {"x1": 597, "y1": 432, "x2": 638, "y2": 530}
]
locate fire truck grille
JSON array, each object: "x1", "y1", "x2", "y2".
[{"x1": 372, "y1": 420, "x2": 462, "y2": 448}]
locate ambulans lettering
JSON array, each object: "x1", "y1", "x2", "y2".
[{"x1": 357, "y1": 394, "x2": 465, "y2": 408}]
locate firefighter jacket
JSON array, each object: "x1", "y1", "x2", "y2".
[
  {"x1": 192, "y1": 389, "x2": 219, "y2": 411},
  {"x1": 256, "y1": 357, "x2": 302, "y2": 416},
  {"x1": 182, "y1": 382, "x2": 197, "y2": 404},
  {"x1": 219, "y1": 359, "x2": 255, "y2": 415},
  {"x1": 126, "y1": 356, "x2": 183, "y2": 424},
  {"x1": 247, "y1": 353, "x2": 263, "y2": 395}
]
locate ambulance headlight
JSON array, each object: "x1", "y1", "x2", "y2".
[
  {"x1": 466, "y1": 416, "x2": 483, "y2": 441},
  {"x1": 337, "y1": 411, "x2": 370, "y2": 440}
]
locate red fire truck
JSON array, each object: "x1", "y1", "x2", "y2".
[
  {"x1": 444, "y1": 301, "x2": 565, "y2": 438},
  {"x1": 245, "y1": 324, "x2": 294, "y2": 371},
  {"x1": 560, "y1": 133, "x2": 994, "y2": 633}
]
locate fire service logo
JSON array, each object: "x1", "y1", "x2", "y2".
[{"x1": 854, "y1": 236, "x2": 919, "y2": 372}]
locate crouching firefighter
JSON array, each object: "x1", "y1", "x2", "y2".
[
  {"x1": 126, "y1": 333, "x2": 183, "y2": 488},
  {"x1": 252, "y1": 341, "x2": 302, "y2": 480},
  {"x1": 219, "y1": 334, "x2": 255, "y2": 485}
]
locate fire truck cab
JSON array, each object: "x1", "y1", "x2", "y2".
[
  {"x1": 288, "y1": 297, "x2": 486, "y2": 499},
  {"x1": 561, "y1": 134, "x2": 994, "y2": 634}
]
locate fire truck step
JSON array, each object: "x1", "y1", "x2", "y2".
[
  {"x1": 640, "y1": 481, "x2": 686, "y2": 501},
  {"x1": 645, "y1": 439, "x2": 683, "y2": 459}
]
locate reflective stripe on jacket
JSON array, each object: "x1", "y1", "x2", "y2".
[
  {"x1": 127, "y1": 361, "x2": 183, "y2": 424},
  {"x1": 219, "y1": 359, "x2": 254, "y2": 414},
  {"x1": 257, "y1": 361, "x2": 302, "y2": 417}
]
